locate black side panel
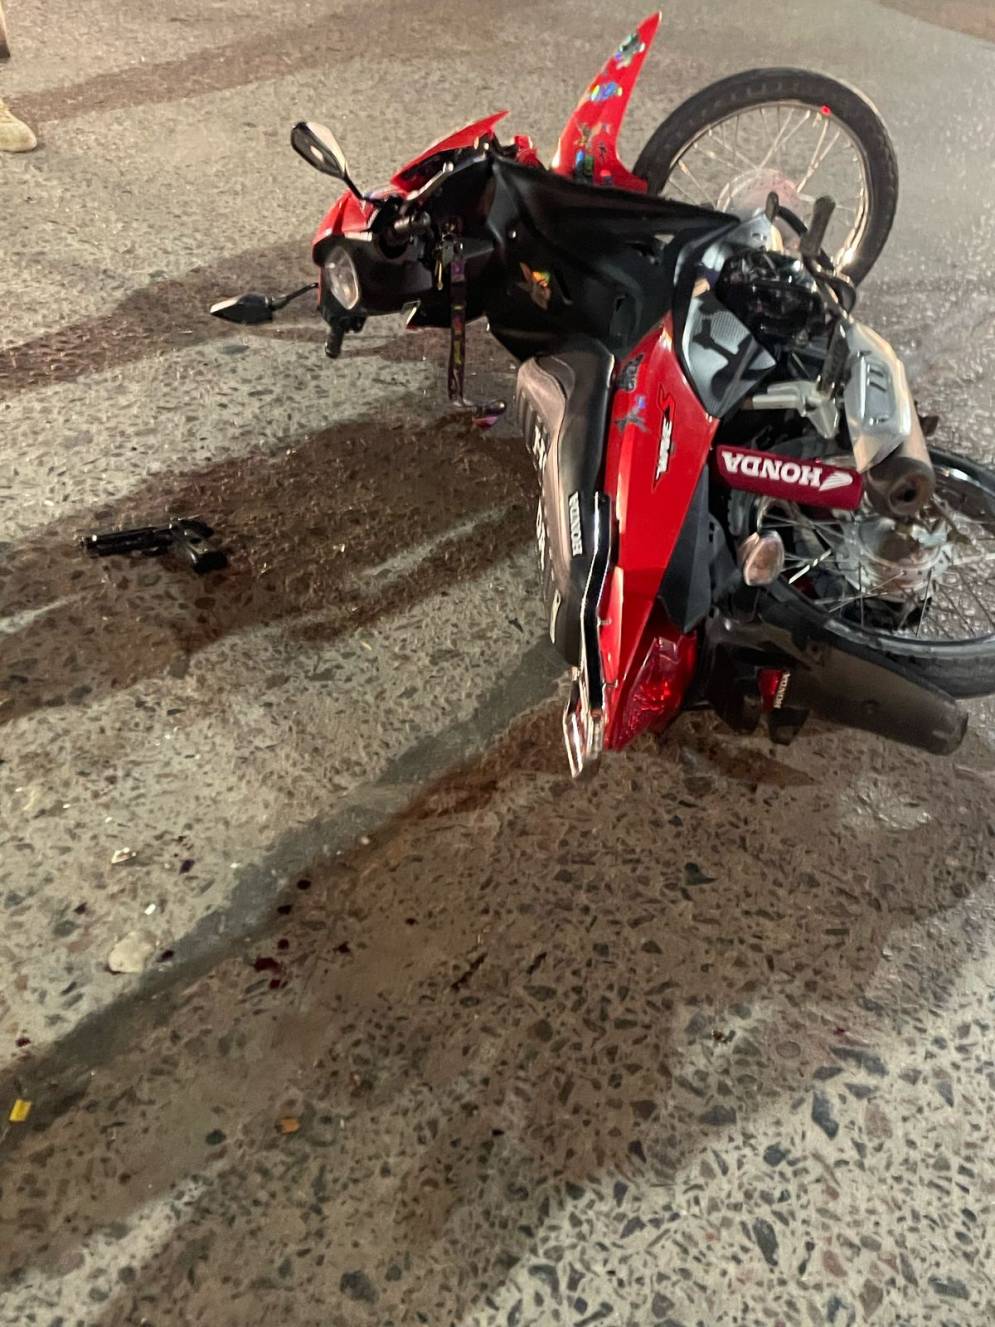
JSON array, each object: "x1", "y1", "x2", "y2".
[
  {"x1": 681, "y1": 291, "x2": 775, "y2": 417},
  {"x1": 515, "y1": 336, "x2": 614, "y2": 666},
  {"x1": 656, "y1": 466, "x2": 713, "y2": 633},
  {"x1": 484, "y1": 158, "x2": 737, "y2": 361}
]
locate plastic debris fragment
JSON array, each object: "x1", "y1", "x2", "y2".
[{"x1": 107, "y1": 931, "x2": 156, "y2": 974}]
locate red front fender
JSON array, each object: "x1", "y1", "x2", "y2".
[{"x1": 311, "y1": 191, "x2": 377, "y2": 262}]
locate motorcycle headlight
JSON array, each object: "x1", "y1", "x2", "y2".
[{"x1": 323, "y1": 246, "x2": 360, "y2": 310}]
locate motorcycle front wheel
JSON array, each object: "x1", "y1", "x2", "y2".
[
  {"x1": 635, "y1": 68, "x2": 899, "y2": 285},
  {"x1": 744, "y1": 448, "x2": 995, "y2": 700}
]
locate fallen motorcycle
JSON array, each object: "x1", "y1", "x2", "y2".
[{"x1": 213, "y1": 12, "x2": 995, "y2": 775}]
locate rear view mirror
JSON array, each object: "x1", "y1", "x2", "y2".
[
  {"x1": 291, "y1": 121, "x2": 351, "y2": 181},
  {"x1": 209, "y1": 292, "x2": 273, "y2": 325}
]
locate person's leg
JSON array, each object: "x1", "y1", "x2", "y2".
[
  {"x1": 0, "y1": 99, "x2": 36, "y2": 150},
  {"x1": 0, "y1": 0, "x2": 38, "y2": 151}
]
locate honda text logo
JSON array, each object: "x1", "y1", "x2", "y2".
[
  {"x1": 716, "y1": 446, "x2": 863, "y2": 510},
  {"x1": 568, "y1": 491, "x2": 584, "y2": 557}
]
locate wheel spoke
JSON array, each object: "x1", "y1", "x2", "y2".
[
  {"x1": 676, "y1": 157, "x2": 715, "y2": 204},
  {"x1": 795, "y1": 117, "x2": 831, "y2": 193},
  {"x1": 660, "y1": 97, "x2": 874, "y2": 274},
  {"x1": 757, "y1": 107, "x2": 813, "y2": 173},
  {"x1": 666, "y1": 174, "x2": 704, "y2": 205},
  {"x1": 756, "y1": 465, "x2": 995, "y2": 646},
  {"x1": 733, "y1": 112, "x2": 741, "y2": 177},
  {"x1": 950, "y1": 565, "x2": 995, "y2": 627},
  {"x1": 699, "y1": 125, "x2": 748, "y2": 173}
]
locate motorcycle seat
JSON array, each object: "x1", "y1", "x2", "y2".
[{"x1": 515, "y1": 335, "x2": 614, "y2": 665}]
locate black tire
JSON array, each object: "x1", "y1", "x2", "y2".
[
  {"x1": 758, "y1": 449, "x2": 995, "y2": 700},
  {"x1": 634, "y1": 68, "x2": 899, "y2": 286}
]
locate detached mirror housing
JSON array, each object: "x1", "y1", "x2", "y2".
[
  {"x1": 291, "y1": 121, "x2": 352, "y2": 182},
  {"x1": 209, "y1": 292, "x2": 273, "y2": 325}
]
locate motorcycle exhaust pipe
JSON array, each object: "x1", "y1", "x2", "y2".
[
  {"x1": 864, "y1": 418, "x2": 935, "y2": 520},
  {"x1": 707, "y1": 605, "x2": 966, "y2": 756},
  {"x1": 782, "y1": 641, "x2": 965, "y2": 755}
]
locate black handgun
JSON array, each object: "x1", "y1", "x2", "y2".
[{"x1": 81, "y1": 518, "x2": 228, "y2": 574}]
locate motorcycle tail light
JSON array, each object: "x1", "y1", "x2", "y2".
[{"x1": 610, "y1": 624, "x2": 697, "y2": 750}]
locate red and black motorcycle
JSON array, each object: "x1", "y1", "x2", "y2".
[{"x1": 214, "y1": 12, "x2": 995, "y2": 775}]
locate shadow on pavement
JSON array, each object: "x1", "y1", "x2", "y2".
[
  {"x1": 1, "y1": 701, "x2": 991, "y2": 1325},
  {"x1": 0, "y1": 237, "x2": 312, "y2": 397},
  {"x1": 15, "y1": 7, "x2": 394, "y2": 126}
]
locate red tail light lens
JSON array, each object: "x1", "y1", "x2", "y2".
[{"x1": 610, "y1": 625, "x2": 697, "y2": 749}]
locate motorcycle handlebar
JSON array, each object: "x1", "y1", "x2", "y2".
[
  {"x1": 769, "y1": 191, "x2": 855, "y2": 319},
  {"x1": 800, "y1": 195, "x2": 836, "y2": 260},
  {"x1": 385, "y1": 210, "x2": 433, "y2": 243}
]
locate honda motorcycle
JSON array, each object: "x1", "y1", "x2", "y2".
[{"x1": 213, "y1": 12, "x2": 995, "y2": 776}]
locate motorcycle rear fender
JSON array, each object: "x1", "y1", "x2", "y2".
[
  {"x1": 597, "y1": 314, "x2": 718, "y2": 746},
  {"x1": 551, "y1": 12, "x2": 661, "y2": 192}
]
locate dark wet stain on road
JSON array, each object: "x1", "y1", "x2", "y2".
[{"x1": 0, "y1": 398, "x2": 535, "y2": 726}]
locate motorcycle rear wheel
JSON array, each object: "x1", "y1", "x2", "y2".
[
  {"x1": 635, "y1": 68, "x2": 899, "y2": 285},
  {"x1": 748, "y1": 448, "x2": 995, "y2": 700}
]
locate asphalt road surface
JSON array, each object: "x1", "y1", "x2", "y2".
[{"x1": 1, "y1": 2, "x2": 994, "y2": 1324}]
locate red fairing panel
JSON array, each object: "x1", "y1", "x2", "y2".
[
  {"x1": 598, "y1": 316, "x2": 718, "y2": 745},
  {"x1": 313, "y1": 119, "x2": 539, "y2": 255},
  {"x1": 390, "y1": 111, "x2": 510, "y2": 190},
  {"x1": 312, "y1": 190, "x2": 377, "y2": 259},
  {"x1": 551, "y1": 12, "x2": 661, "y2": 192}
]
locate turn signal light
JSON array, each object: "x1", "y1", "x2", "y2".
[{"x1": 739, "y1": 531, "x2": 785, "y2": 586}]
